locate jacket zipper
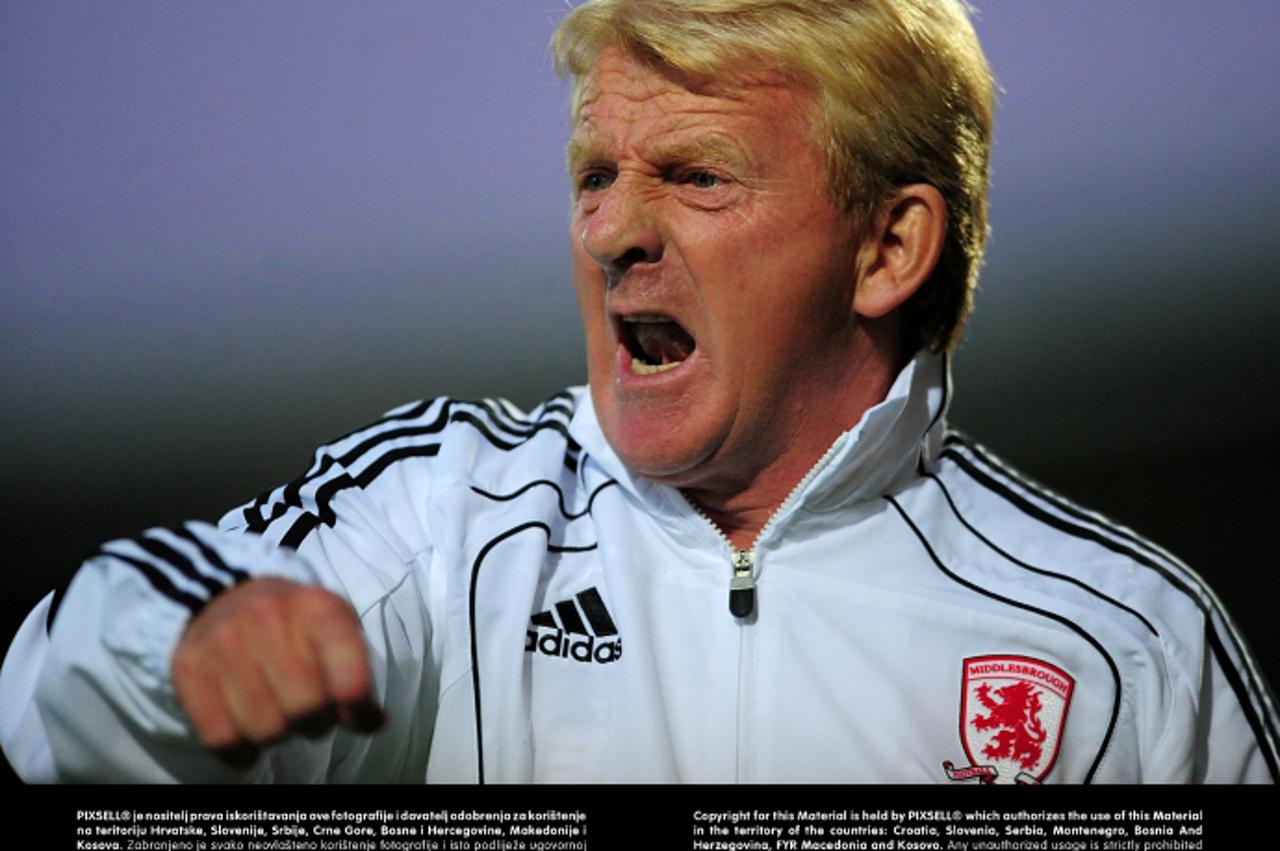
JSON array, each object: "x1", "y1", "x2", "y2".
[
  {"x1": 685, "y1": 436, "x2": 848, "y2": 782},
  {"x1": 689, "y1": 434, "x2": 848, "y2": 618},
  {"x1": 728, "y1": 549, "x2": 755, "y2": 617}
]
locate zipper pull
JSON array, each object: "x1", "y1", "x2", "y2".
[{"x1": 729, "y1": 549, "x2": 755, "y2": 618}]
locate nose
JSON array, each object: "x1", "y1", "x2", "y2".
[{"x1": 579, "y1": 181, "x2": 663, "y2": 281}]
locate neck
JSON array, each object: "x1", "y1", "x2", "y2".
[{"x1": 682, "y1": 332, "x2": 908, "y2": 551}]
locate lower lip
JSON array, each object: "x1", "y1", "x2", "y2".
[{"x1": 613, "y1": 342, "x2": 699, "y2": 389}]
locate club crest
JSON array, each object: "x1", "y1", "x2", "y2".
[{"x1": 943, "y1": 654, "x2": 1074, "y2": 784}]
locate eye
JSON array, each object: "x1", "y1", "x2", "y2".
[
  {"x1": 580, "y1": 171, "x2": 613, "y2": 193},
  {"x1": 686, "y1": 170, "x2": 720, "y2": 189}
]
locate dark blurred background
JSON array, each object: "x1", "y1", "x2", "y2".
[{"x1": 2, "y1": 1, "x2": 1277, "y2": 779}]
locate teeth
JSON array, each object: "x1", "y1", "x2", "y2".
[
  {"x1": 631, "y1": 357, "x2": 681, "y2": 375},
  {"x1": 622, "y1": 314, "x2": 671, "y2": 324}
]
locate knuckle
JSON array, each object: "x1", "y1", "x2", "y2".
[
  {"x1": 192, "y1": 721, "x2": 238, "y2": 751},
  {"x1": 204, "y1": 623, "x2": 247, "y2": 659},
  {"x1": 170, "y1": 644, "x2": 200, "y2": 679},
  {"x1": 243, "y1": 592, "x2": 289, "y2": 625},
  {"x1": 278, "y1": 675, "x2": 329, "y2": 717},
  {"x1": 242, "y1": 708, "x2": 288, "y2": 746},
  {"x1": 298, "y1": 588, "x2": 354, "y2": 622},
  {"x1": 326, "y1": 656, "x2": 372, "y2": 703},
  {"x1": 294, "y1": 706, "x2": 340, "y2": 739}
]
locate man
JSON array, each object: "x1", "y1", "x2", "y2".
[{"x1": 1, "y1": 0, "x2": 1275, "y2": 783}]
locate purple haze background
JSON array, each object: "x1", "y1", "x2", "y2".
[{"x1": 2, "y1": 4, "x2": 1278, "y2": 697}]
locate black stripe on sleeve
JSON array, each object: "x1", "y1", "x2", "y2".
[
  {"x1": 464, "y1": 397, "x2": 573, "y2": 443},
  {"x1": 941, "y1": 448, "x2": 1205, "y2": 603},
  {"x1": 532, "y1": 392, "x2": 575, "y2": 423},
  {"x1": 280, "y1": 514, "x2": 321, "y2": 552},
  {"x1": 886, "y1": 495, "x2": 1121, "y2": 784},
  {"x1": 940, "y1": 444, "x2": 1280, "y2": 780},
  {"x1": 274, "y1": 444, "x2": 442, "y2": 550},
  {"x1": 45, "y1": 584, "x2": 68, "y2": 634},
  {"x1": 248, "y1": 453, "x2": 341, "y2": 533},
  {"x1": 45, "y1": 540, "x2": 213, "y2": 633},
  {"x1": 134, "y1": 537, "x2": 228, "y2": 598},
  {"x1": 926, "y1": 473, "x2": 1160, "y2": 637},
  {"x1": 485, "y1": 397, "x2": 573, "y2": 438},
  {"x1": 247, "y1": 407, "x2": 455, "y2": 533},
  {"x1": 1204, "y1": 621, "x2": 1280, "y2": 780},
  {"x1": 323, "y1": 398, "x2": 438, "y2": 447},
  {"x1": 252, "y1": 398, "x2": 578, "y2": 545},
  {"x1": 950, "y1": 433, "x2": 1278, "y2": 707},
  {"x1": 945, "y1": 435, "x2": 1173, "y2": 562},
  {"x1": 245, "y1": 394, "x2": 579, "y2": 533},
  {"x1": 246, "y1": 399, "x2": 454, "y2": 532},
  {"x1": 447, "y1": 410, "x2": 571, "y2": 451},
  {"x1": 171, "y1": 525, "x2": 250, "y2": 585},
  {"x1": 562, "y1": 434, "x2": 584, "y2": 475},
  {"x1": 105, "y1": 552, "x2": 208, "y2": 615}
]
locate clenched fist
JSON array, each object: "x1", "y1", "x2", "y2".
[{"x1": 171, "y1": 578, "x2": 383, "y2": 765}]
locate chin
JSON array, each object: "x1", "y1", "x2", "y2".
[
  {"x1": 608, "y1": 423, "x2": 700, "y2": 481},
  {"x1": 596, "y1": 400, "x2": 715, "y2": 486}
]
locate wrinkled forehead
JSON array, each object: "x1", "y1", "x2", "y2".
[
  {"x1": 567, "y1": 50, "x2": 818, "y2": 174},
  {"x1": 571, "y1": 46, "x2": 806, "y2": 128}
]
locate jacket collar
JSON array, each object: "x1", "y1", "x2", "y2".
[{"x1": 568, "y1": 350, "x2": 950, "y2": 546}]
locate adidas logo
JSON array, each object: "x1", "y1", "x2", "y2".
[{"x1": 525, "y1": 586, "x2": 622, "y2": 665}]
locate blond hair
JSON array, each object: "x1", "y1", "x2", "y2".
[{"x1": 552, "y1": 0, "x2": 995, "y2": 353}]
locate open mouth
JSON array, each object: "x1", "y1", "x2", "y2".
[{"x1": 618, "y1": 313, "x2": 696, "y2": 375}]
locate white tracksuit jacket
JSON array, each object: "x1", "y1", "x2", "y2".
[{"x1": 2, "y1": 353, "x2": 1276, "y2": 783}]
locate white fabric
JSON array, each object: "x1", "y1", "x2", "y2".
[{"x1": 2, "y1": 352, "x2": 1275, "y2": 782}]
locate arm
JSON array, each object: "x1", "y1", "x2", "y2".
[
  {"x1": 1, "y1": 524, "x2": 344, "y2": 782},
  {"x1": 170, "y1": 575, "x2": 383, "y2": 769},
  {"x1": 2, "y1": 400, "x2": 447, "y2": 782},
  {"x1": 1190, "y1": 628, "x2": 1278, "y2": 783},
  {"x1": 1144, "y1": 611, "x2": 1279, "y2": 783}
]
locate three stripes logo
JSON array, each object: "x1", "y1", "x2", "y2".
[{"x1": 525, "y1": 586, "x2": 622, "y2": 665}]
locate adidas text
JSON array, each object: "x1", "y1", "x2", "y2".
[{"x1": 525, "y1": 628, "x2": 622, "y2": 664}]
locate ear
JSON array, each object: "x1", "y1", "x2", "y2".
[{"x1": 852, "y1": 184, "x2": 947, "y2": 319}]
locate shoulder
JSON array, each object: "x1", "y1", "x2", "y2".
[
  {"x1": 331, "y1": 388, "x2": 582, "y2": 465},
  {"x1": 363, "y1": 390, "x2": 585, "y2": 479},
  {"x1": 926, "y1": 432, "x2": 1212, "y2": 637},
  {"x1": 922, "y1": 432, "x2": 1278, "y2": 772},
  {"x1": 226, "y1": 389, "x2": 588, "y2": 550}
]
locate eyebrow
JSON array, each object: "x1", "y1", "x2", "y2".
[
  {"x1": 564, "y1": 136, "x2": 602, "y2": 175},
  {"x1": 566, "y1": 132, "x2": 751, "y2": 176}
]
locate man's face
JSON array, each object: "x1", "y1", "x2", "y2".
[{"x1": 569, "y1": 49, "x2": 871, "y2": 498}]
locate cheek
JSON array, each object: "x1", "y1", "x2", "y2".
[
  {"x1": 757, "y1": 210, "x2": 858, "y2": 308},
  {"x1": 702, "y1": 231, "x2": 855, "y2": 368},
  {"x1": 570, "y1": 258, "x2": 614, "y2": 370},
  {"x1": 570, "y1": 262, "x2": 595, "y2": 316},
  {"x1": 569, "y1": 233, "x2": 599, "y2": 315},
  {"x1": 693, "y1": 217, "x2": 822, "y2": 317}
]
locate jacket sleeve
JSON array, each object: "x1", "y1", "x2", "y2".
[
  {"x1": 1, "y1": 525, "x2": 322, "y2": 782},
  {"x1": 1144, "y1": 604, "x2": 1279, "y2": 783},
  {"x1": 1189, "y1": 624, "x2": 1279, "y2": 783},
  {"x1": 0, "y1": 400, "x2": 446, "y2": 783}
]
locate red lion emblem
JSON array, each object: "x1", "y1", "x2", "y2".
[
  {"x1": 972, "y1": 680, "x2": 1047, "y2": 769},
  {"x1": 946, "y1": 655, "x2": 1073, "y2": 784}
]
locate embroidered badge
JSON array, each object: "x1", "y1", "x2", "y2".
[{"x1": 943, "y1": 654, "x2": 1074, "y2": 784}]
